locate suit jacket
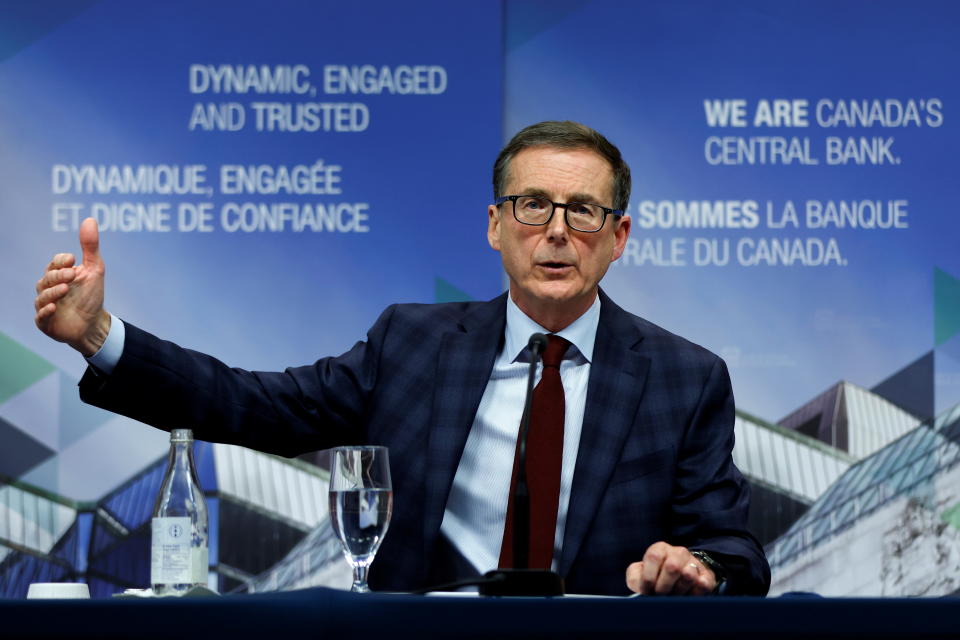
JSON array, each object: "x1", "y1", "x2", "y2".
[{"x1": 79, "y1": 289, "x2": 770, "y2": 596}]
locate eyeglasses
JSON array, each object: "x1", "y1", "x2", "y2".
[{"x1": 494, "y1": 195, "x2": 623, "y2": 233}]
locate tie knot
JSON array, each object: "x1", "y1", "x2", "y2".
[{"x1": 541, "y1": 334, "x2": 570, "y2": 368}]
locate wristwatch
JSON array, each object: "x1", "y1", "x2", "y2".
[{"x1": 690, "y1": 550, "x2": 727, "y2": 594}]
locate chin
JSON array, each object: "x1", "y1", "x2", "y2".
[{"x1": 533, "y1": 284, "x2": 581, "y2": 305}]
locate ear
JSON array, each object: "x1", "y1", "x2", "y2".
[
  {"x1": 611, "y1": 215, "x2": 631, "y2": 261},
  {"x1": 487, "y1": 204, "x2": 502, "y2": 251}
]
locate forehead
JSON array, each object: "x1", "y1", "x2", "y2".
[{"x1": 505, "y1": 146, "x2": 614, "y2": 203}]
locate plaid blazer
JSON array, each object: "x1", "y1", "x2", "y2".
[{"x1": 80, "y1": 289, "x2": 769, "y2": 596}]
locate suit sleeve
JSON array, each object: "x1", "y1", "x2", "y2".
[
  {"x1": 671, "y1": 356, "x2": 771, "y2": 596},
  {"x1": 78, "y1": 305, "x2": 399, "y2": 458}
]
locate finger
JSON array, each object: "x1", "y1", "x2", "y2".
[
  {"x1": 35, "y1": 302, "x2": 57, "y2": 327},
  {"x1": 79, "y1": 217, "x2": 101, "y2": 267},
  {"x1": 689, "y1": 576, "x2": 713, "y2": 596},
  {"x1": 625, "y1": 562, "x2": 644, "y2": 593},
  {"x1": 689, "y1": 567, "x2": 717, "y2": 596},
  {"x1": 653, "y1": 549, "x2": 689, "y2": 595},
  {"x1": 35, "y1": 283, "x2": 70, "y2": 310},
  {"x1": 36, "y1": 268, "x2": 74, "y2": 296},
  {"x1": 36, "y1": 267, "x2": 76, "y2": 294},
  {"x1": 640, "y1": 543, "x2": 668, "y2": 595},
  {"x1": 38, "y1": 256, "x2": 75, "y2": 293},
  {"x1": 44, "y1": 252, "x2": 76, "y2": 275},
  {"x1": 670, "y1": 561, "x2": 702, "y2": 596}
]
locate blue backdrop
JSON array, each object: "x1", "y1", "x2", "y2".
[
  {"x1": 505, "y1": 0, "x2": 960, "y2": 422},
  {"x1": 2, "y1": 0, "x2": 959, "y2": 552},
  {"x1": 1, "y1": 0, "x2": 504, "y2": 498}
]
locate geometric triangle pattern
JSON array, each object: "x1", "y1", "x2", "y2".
[
  {"x1": 43, "y1": 413, "x2": 168, "y2": 502},
  {"x1": 870, "y1": 351, "x2": 935, "y2": 422},
  {"x1": 434, "y1": 277, "x2": 473, "y2": 303},
  {"x1": 17, "y1": 455, "x2": 60, "y2": 496},
  {"x1": 0, "y1": 413, "x2": 55, "y2": 480},
  {"x1": 939, "y1": 330, "x2": 960, "y2": 365},
  {"x1": 933, "y1": 339, "x2": 960, "y2": 417},
  {"x1": 57, "y1": 371, "x2": 113, "y2": 450},
  {"x1": 934, "y1": 267, "x2": 960, "y2": 347},
  {"x1": 0, "y1": 331, "x2": 56, "y2": 404},
  {"x1": 505, "y1": 0, "x2": 591, "y2": 52},
  {"x1": 0, "y1": 0, "x2": 99, "y2": 63},
  {"x1": 941, "y1": 502, "x2": 960, "y2": 530},
  {"x1": 0, "y1": 371, "x2": 59, "y2": 451}
]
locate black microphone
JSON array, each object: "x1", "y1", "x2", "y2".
[
  {"x1": 513, "y1": 332, "x2": 547, "y2": 569},
  {"x1": 479, "y1": 332, "x2": 564, "y2": 597}
]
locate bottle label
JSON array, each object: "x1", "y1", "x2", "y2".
[
  {"x1": 151, "y1": 517, "x2": 206, "y2": 586},
  {"x1": 192, "y1": 545, "x2": 209, "y2": 584}
]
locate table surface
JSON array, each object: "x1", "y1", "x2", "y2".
[{"x1": 2, "y1": 588, "x2": 958, "y2": 639}]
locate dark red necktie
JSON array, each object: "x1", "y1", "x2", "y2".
[{"x1": 499, "y1": 334, "x2": 571, "y2": 569}]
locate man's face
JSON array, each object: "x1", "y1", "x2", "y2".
[{"x1": 487, "y1": 146, "x2": 631, "y2": 328}]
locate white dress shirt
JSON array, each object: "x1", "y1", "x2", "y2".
[
  {"x1": 87, "y1": 313, "x2": 125, "y2": 374},
  {"x1": 439, "y1": 294, "x2": 599, "y2": 573}
]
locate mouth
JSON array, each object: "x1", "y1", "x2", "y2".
[{"x1": 536, "y1": 260, "x2": 574, "y2": 273}]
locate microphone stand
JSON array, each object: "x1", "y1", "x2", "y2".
[{"x1": 479, "y1": 333, "x2": 565, "y2": 597}]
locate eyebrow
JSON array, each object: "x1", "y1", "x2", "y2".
[{"x1": 517, "y1": 188, "x2": 606, "y2": 205}]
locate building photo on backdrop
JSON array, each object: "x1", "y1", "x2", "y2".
[{"x1": 2, "y1": 0, "x2": 960, "y2": 600}]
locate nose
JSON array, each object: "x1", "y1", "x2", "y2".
[{"x1": 545, "y1": 204, "x2": 569, "y2": 242}]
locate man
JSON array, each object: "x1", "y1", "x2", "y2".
[{"x1": 34, "y1": 121, "x2": 770, "y2": 596}]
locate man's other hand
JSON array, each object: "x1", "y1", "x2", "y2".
[
  {"x1": 625, "y1": 541, "x2": 717, "y2": 596},
  {"x1": 34, "y1": 217, "x2": 110, "y2": 357}
]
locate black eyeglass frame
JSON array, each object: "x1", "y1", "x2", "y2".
[{"x1": 494, "y1": 195, "x2": 624, "y2": 233}]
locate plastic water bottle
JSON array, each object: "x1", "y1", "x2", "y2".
[{"x1": 151, "y1": 429, "x2": 209, "y2": 596}]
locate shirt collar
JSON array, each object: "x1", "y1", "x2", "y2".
[{"x1": 504, "y1": 293, "x2": 601, "y2": 364}]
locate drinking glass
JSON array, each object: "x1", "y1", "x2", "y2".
[{"x1": 328, "y1": 446, "x2": 393, "y2": 593}]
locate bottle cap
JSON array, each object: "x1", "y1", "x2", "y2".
[{"x1": 170, "y1": 429, "x2": 194, "y2": 442}]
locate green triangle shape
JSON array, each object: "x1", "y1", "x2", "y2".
[
  {"x1": 0, "y1": 332, "x2": 56, "y2": 404},
  {"x1": 942, "y1": 502, "x2": 960, "y2": 530},
  {"x1": 434, "y1": 278, "x2": 473, "y2": 303},
  {"x1": 935, "y1": 267, "x2": 960, "y2": 346}
]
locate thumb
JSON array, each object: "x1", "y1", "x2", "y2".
[{"x1": 79, "y1": 217, "x2": 101, "y2": 267}]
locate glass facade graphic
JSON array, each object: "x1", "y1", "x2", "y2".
[
  {"x1": 247, "y1": 517, "x2": 349, "y2": 592},
  {"x1": 0, "y1": 483, "x2": 81, "y2": 597},
  {"x1": 768, "y1": 403, "x2": 960, "y2": 571},
  {"x1": 0, "y1": 442, "x2": 336, "y2": 598},
  {"x1": 735, "y1": 411, "x2": 854, "y2": 503},
  {"x1": 732, "y1": 382, "x2": 933, "y2": 552},
  {"x1": 766, "y1": 403, "x2": 960, "y2": 595}
]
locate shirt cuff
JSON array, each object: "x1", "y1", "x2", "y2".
[{"x1": 85, "y1": 313, "x2": 125, "y2": 375}]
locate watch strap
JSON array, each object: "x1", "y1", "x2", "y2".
[{"x1": 690, "y1": 550, "x2": 727, "y2": 594}]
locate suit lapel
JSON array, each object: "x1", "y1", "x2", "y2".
[
  {"x1": 558, "y1": 290, "x2": 650, "y2": 575},
  {"x1": 421, "y1": 293, "x2": 508, "y2": 556}
]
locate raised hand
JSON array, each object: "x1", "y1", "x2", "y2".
[{"x1": 34, "y1": 217, "x2": 110, "y2": 356}]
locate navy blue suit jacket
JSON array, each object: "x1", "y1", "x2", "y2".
[{"x1": 79, "y1": 290, "x2": 769, "y2": 595}]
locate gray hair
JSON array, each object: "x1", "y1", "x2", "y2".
[{"x1": 492, "y1": 120, "x2": 631, "y2": 212}]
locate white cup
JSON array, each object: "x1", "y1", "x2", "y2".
[{"x1": 26, "y1": 582, "x2": 90, "y2": 599}]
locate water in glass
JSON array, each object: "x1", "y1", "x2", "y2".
[
  {"x1": 330, "y1": 488, "x2": 393, "y2": 564},
  {"x1": 328, "y1": 446, "x2": 392, "y2": 593}
]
